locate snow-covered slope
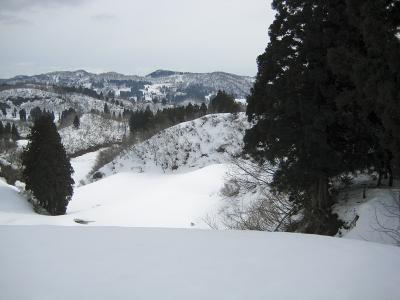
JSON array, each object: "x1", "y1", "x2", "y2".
[
  {"x1": 59, "y1": 114, "x2": 127, "y2": 155},
  {"x1": 0, "y1": 164, "x2": 227, "y2": 228},
  {"x1": 1, "y1": 226, "x2": 399, "y2": 300},
  {"x1": 334, "y1": 185, "x2": 400, "y2": 246},
  {"x1": 0, "y1": 87, "x2": 134, "y2": 121},
  {"x1": 98, "y1": 113, "x2": 249, "y2": 176}
]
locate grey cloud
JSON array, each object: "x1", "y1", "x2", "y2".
[
  {"x1": 91, "y1": 13, "x2": 117, "y2": 22},
  {"x1": 0, "y1": 13, "x2": 31, "y2": 25},
  {"x1": 0, "y1": 0, "x2": 89, "y2": 12}
]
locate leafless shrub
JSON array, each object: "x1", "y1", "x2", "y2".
[
  {"x1": 217, "y1": 157, "x2": 299, "y2": 231},
  {"x1": 90, "y1": 145, "x2": 124, "y2": 176}
]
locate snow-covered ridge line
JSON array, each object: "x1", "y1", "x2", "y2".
[{"x1": 1, "y1": 69, "x2": 254, "y2": 99}]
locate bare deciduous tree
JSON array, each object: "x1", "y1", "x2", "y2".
[{"x1": 216, "y1": 157, "x2": 299, "y2": 231}]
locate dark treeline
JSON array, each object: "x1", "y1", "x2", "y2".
[
  {"x1": 128, "y1": 103, "x2": 207, "y2": 138},
  {"x1": 0, "y1": 121, "x2": 20, "y2": 141},
  {"x1": 53, "y1": 85, "x2": 102, "y2": 99},
  {"x1": 29, "y1": 107, "x2": 55, "y2": 122},
  {"x1": 128, "y1": 90, "x2": 240, "y2": 138},
  {"x1": 245, "y1": 0, "x2": 400, "y2": 233}
]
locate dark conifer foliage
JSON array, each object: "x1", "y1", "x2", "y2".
[
  {"x1": 128, "y1": 103, "x2": 209, "y2": 138},
  {"x1": 339, "y1": 0, "x2": 400, "y2": 177},
  {"x1": 73, "y1": 115, "x2": 80, "y2": 129},
  {"x1": 244, "y1": 0, "x2": 400, "y2": 229},
  {"x1": 11, "y1": 124, "x2": 19, "y2": 141},
  {"x1": 4, "y1": 122, "x2": 11, "y2": 136},
  {"x1": 22, "y1": 115, "x2": 74, "y2": 215},
  {"x1": 104, "y1": 103, "x2": 110, "y2": 115},
  {"x1": 209, "y1": 90, "x2": 240, "y2": 113},
  {"x1": 19, "y1": 109, "x2": 27, "y2": 122}
]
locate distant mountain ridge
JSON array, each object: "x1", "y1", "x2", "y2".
[{"x1": 1, "y1": 69, "x2": 254, "y2": 100}]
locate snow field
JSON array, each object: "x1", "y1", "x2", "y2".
[{"x1": 1, "y1": 226, "x2": 399, "y2": 300}]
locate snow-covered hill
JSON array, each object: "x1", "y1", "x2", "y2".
[
  {"x1": 1, "y1": 226, "x2": 399, "y2": 300},
  {"x1": 97, "y1": 113, "x2": 249, "y2": 176},
  {"x1": 0, "y1": 87, "x2": 135, "y2": 121}
]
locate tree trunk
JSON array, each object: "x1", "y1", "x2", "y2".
[
  {"x1": 311, "y1": 175, "x2": 329, "y2": 211},
  {"x1": 377, "y1": 170, "x2": 382, "y2": 187},
  {"x1": 388, "y1": 166, "x2": 393, "y2": 187}
]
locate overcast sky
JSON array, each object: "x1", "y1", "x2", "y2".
[{"x1": 0, "y1": 0, "x2": 275, "y2": 78}]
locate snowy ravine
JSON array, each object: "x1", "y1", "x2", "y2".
[
  {"x1": 98, "y1": 113, "x2": 249, "y2": 176},
  {"x1": 1, "y1": 226, "x2": 399, "y2": 300}
]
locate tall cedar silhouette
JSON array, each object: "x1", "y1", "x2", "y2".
[
  {"x1": 22, "y1": 114, "x2": 74, "y2": 215},
  {"x1": 245, "y1": 0, "x2": 400, "y2": 229}
]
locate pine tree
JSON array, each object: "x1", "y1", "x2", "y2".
[
  {"x1": 11, "y1": 124, "x2": 19, "y2": 141},
  {"x1": 29, "y1": 107, "x2": 43, "y2": 122},
  {"x1": 22, "y1": 115, "x2": 74, "y2": 215},
  {"x1": 19, "y1": 109, "x2": 27, "y2": 122},
  {"x1": 73, "y1": 115, "x2": 80, "y2": 129},
  {"x1": 104, "y1": 103, "x2": 110, "y2": 115},
  {"x1": 4, "y1": 122, "x2": 11, "y2": 136},
  {"x1": 200, "y1": 103, "x2": 208, "y2": 116},
  {"x1": 209, "y1": 90, "x2": 240, "y2": 113}
]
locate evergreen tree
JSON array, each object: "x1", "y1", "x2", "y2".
[
  {"x1": 186, "y1": 102, "x2": 194, "y2": 120},
  {"x1": 200, "y1": 103, "x2": 208, "y2": 116},
  {"x1": 342, "y1": 0, "x2": 400, "y2": 179},
  {"x1": 0, "y1": 122, "x2": 3, "y2": 137},
  {"x1": 104, "y1": 103, "x2": 110, "y2": 115},
  {"x1": 22, "y1": 115, "x2": 74, "y2": 215},
  {"x1": 73, "y1": 115, "x2": 80, "y2": 129},
  {"x1": 19, "y1": 109, "x2": 27, "y2": 122},
  {"x1": 209, "y1": 90, "x2": 240, "y2": 113},
  {"x1": 245, "y1": 0, "x2": 400, "y2": 230},
  {"x1": 4, "y1": 122, "x2": 11, "y2": 136},
  {"x1": 29, "y1": 106, "x2": 43, "y2": 122},
  {"x1": 11, "y1": 124, "x2": 19, "y2": 141},
  {"x1": 244, "y1": 0, "x2": 363, "y2": 222}
]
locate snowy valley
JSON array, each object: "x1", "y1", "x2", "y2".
[{"x1": 1, "y1": 72, "x2": 400, "y2": 300}]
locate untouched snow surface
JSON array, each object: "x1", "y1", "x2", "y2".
[
  {"x1": 1, "y1": 226, "x2": 399, "y2": 300},
  {"x1": 0, "y1": 164, "x2": 227, "y2": 228}
]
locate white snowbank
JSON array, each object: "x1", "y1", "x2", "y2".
[{"x1": 1, "y1": 226, "x2": 399, "y2": 300}]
